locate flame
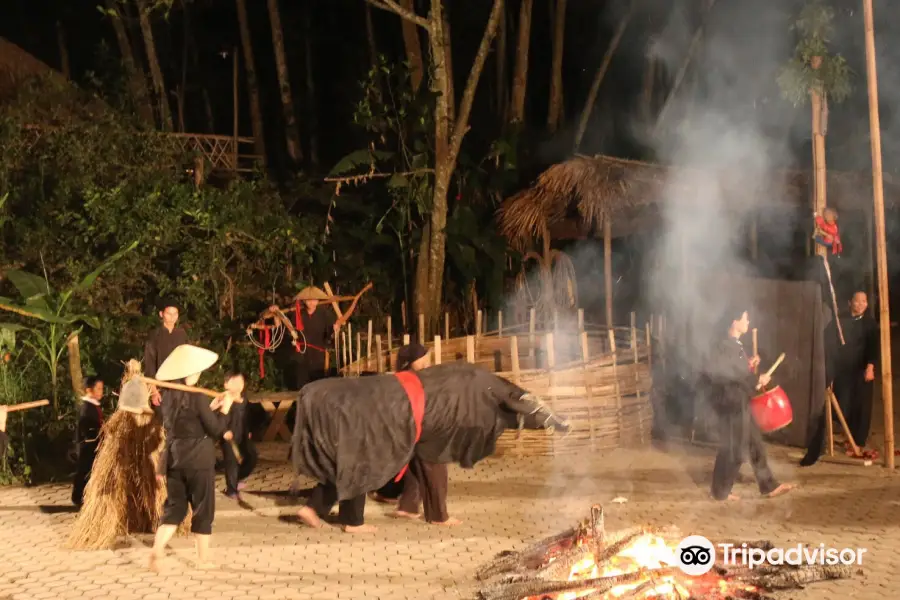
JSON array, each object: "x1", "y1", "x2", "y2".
[{"x1": 530, "y1": 534, "x2": 758, "y2": 600}]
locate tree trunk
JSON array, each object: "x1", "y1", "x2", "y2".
[
  {"x1": 495, "y1": 4, "x2": 507, "y2": 118},
  {"x1": 442, "y1": 1, "x2": 456, "y2": 123},
  {"x1": 105, "y1": 0, "x2": 154, "y2": 125},
  {"x1": 235, "y1": 0, "x2": 267, "y2": 161},
  {"x1": 573, "y1": 3, "x2": 632, "y2": 151},
  {"x1": 303, "y1": 4, "x2": 320, "y2": 166},
  {"x1": 508, "y1": 0, "x2": 533, "y2": 124},
  {"x1": 547, "y1": 0, "x2": 566, "y2": 132},
  {"x1": 399, "y1": 0, "x2": 425, "y2": 92},
  {"x1": 56, "y1": 21, "x2": 71, "y2": 79},
  {"x1": 268, "y1": 0, "x2": 303, "y2": 163},
  {"x1": 135, "y1": 0, "x2": 172, "y2": 130},
  {"x1": 364, "y1": 0, "x2": 379, "y2": 72},
  {"x1": 414, "y1": 0, "x2": 504, "y2": 325}
]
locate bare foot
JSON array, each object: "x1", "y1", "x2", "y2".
[
  {"x1": 196, "y1": 561, "x2": 218, "y2": 570},
  {"x1": 709, "y1": 493, "x2": 740, "y2": 502},
  {"x1": 391, "y1": 510, "x2": 421, "y2": 520},
  {"x1": 430, "y1": 517, "x2": 462, "y2": 526},
  {"x1": 342, "y1": 524, "x2": 378, "y2": 534},
  {"x1": 148, "y1": 552, "x2": 163, "y2": 572},
  {"x1": 764, "y1": 483, "x2": 795, "y2": 498},
  {"x1": 297, "y1": 505, "x2": 324, "y2": 528},
  {"x1": 369, "y1": 492, "x2": 398, "y2": 505}
]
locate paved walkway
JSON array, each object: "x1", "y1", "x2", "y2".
[{"x1": 0, "y1": 441, "x2": 898, "y2": 600}]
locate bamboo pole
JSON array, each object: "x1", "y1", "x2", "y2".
[
  {"x1": 367, "y1": 319, "x2": 373, "y2": 370},
  {"x1": 401, "y1": 300, "x2": 407, "y2": 331},
  {"x1": 466, "y1": 336, "x2": 475, "y2": 363},
  {"x1": 387, "y1": 316, "x2": 393, "y2": 368},
  {"x1": 862, "y1": 0, "x2": 894, "y2": 469},
  {"x1": 403, "y1": 333, "x2": 410, "y2": 345},
  {"x1": 348, "y1": 322, "x2": 353, "y2": 367},
  {"x1": 341, "y1": 331, "x2": 348, "y2": 370},
  {"x1": 608, "y1": 329, "x2": 622, "y2": 444},
  {"x1": 356, "y1": 332, "x2": 362, "y2": 376},
  {"x1": 645, "y1": 323, "x2": 652, "y2": 371},
  {"x1": 578, "y1": 308, "x2": 584, "y2": 331},
  {"x1": 604, "y1": 217, "x2": 613, "y2": 327},
  {"x1": 434, "y1": 335, "x2": 442, "y2": 365},
  {"x1": 418, "y1": 313, "x2": 425, "y2": 345},
  {"x1": 529, "y1": 308, "x2": 536, "y2": 365},
  {"x1": 444, "y1": 312, "x2": 450, "y2": 341},
  {"x1": 476, "y1": 310, "x2": 483, "y2": 337},
  {"x1": 375, "y1": 335, "x2": 384, "y2": 372},
  {"x1": 498, "y1": 310, "x2": 503, "y2": 337}
]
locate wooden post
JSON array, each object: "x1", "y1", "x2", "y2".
[
  {"x1": 403, "y1": 333, "x2": 410, "y2": 345},
  {"x1": 375, "y1": 335, "x2": 384, "y2": 372},
  {"x1": 401, "y1": 300, "x2": 407, "y2": 331},
  {"x1": 476, "y1": 310, "x2": 483, "y2": 337},
  {"x1": 341, "y1": 331, "x2": 348, "y2": 368},
  {"x1": 444, "y1": 312, "x2": 450, "y2": 341},
  {"x1": 603, "y1": 216, "x2": 613, "y2": 327},
  {"x1": 356, "y1": 332, "x2": 362, "y2": 376},
  {"x1": 580, "y1": 331, "x2": 596, "y2": 450},
  {"x1": 608, "y1": 329, "x2": 622, "y2": 444},
  {"x1": 387, "y1": 316, "x2": 393, "y2": 366},
  {"x1": 418, "y1": 313, "x2": 425, "y2": 345},
  {"x1": 434, "y1": 335, "x2": 442, "y2": 364},
  {"x1": 862, "y1": 0, "x2": 894, "y2": 469},
  {"x1": 348, "y1": 321, "x2": 354, "y2": 368},
  {"x1": 366, "y1": 320, "x2": 373, "y2": 370},
  {"x1": 498, "y1": 311, "x2": 503, "y2": 337},
  {"x1": 577, "y1": 308, "x2": 584, "y2": 331},
  {"x1": 466, "y1": 335, "x2": 475, "y2": 363}
]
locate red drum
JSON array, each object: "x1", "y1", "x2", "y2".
[{"x1": 750, "y1": 385, "x2": 793, "y2": 433}]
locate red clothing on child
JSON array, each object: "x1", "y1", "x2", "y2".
[{"x1": 815, "y1": 215, "x2": 842, "y2": 255}]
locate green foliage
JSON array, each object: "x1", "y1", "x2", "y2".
[
  {"x1": 777, "y1": 0, "x2": 852, "y2": 106},
  {"x1": 0, "y1": 328, "x2": 36, "y2": 484}
]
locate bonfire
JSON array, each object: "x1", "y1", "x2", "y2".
[{"x1": 475, "y1": 505, "x2": 853, "y2": 600}]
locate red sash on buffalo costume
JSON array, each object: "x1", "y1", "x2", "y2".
[{"x1": 392, "y1": 370, "x2": 425, "y2": 482}]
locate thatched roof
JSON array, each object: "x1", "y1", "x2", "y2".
[
  {"x1": 0, "y1": 37, "x2": 62, "y2": 102},
  {"x1": 498, "y1": 154, "x2": 899, "y2": 245}
]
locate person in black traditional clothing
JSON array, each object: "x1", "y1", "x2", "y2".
[
  {"x1": 143, "y1": 299, "x2": 189, "y2": 408},
  {"x1": 150, "y1": 345, "x2": 234, "y2": 571},
  {"x1": 72, "y1": 376, "x2": 105, "y2": 507},
  {"x1": 218, "y1": 372, "x2": 258, "y2": 499},
  {"x1": 801, "y1": 290, "x2": 878, "y2": 465},
  {"x1": 292, "y1": 362, "x2": 569, "y2": 533},
  {"x1": 272, "y1": 286, "x2": 340, "y2": 391},
  {"x1": 704, "y1": 307, "x2": 793, "y2": 501}
]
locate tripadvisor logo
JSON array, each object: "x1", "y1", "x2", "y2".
[{"x1": 675, "y1": 536, "x2": 867, "y2": 576}]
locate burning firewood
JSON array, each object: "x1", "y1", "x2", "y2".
[{"x1": 475, "y1": 505, "x2": 854, "y2": 600}]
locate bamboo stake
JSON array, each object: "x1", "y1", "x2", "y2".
[
  {"x1": 862, "y1": 0, "x2": 894, "y2": 469},
  {"x1": 445, "y1": 312, "x2": 450, "y2": 341},
  {"x1": 367, "y1": 320, "x2": 373, "y2": 370},
  {"x1": 476, "y1": 310, "x2": 483, "y2": 337},
  {"x1": 498, "y1": 311, "x2": 503, "y2": 337},
  {"x1": 553, "y1": 310, "x2": 559, "y2": 332},
  {"x1": 581, "y1": 331, "x2": 595, "y2": 451},
  {"x1": 348, "y1": 322, "x2": 354, "y2": 367},
  {"x1": 401, "y1": 300, "x2": 407, "y2": 331},
  {"x1": 829, "y1": 387, "x2": 862, "y2": 457},
  {"x1": 577, "y1": 308, "x2": 584, "y2": 331},
  {"x1": 341, "y1": 331, "x2": 348, "y2": 371},
  {"x1": 608, "y1": 329, "x2": 622, "y2": 444},
  {"x1": 434, "y1": 335, "x2": 442, "y2": 365},
  {"x1": 466, "y1": 335, "x2": 476, "y2": 363},
  {"x1": 629, "y1": 312, "x2": 636, "y2": 346},
  {"x1": 387, "y1": 316, "x2": 393, "y2": 368},
  {"x1": 403, "y1": 333, "x2": 410, "y2": 345},
  {"x1": 418, "y1": 313, "x2": 425, "y2": 345},
  {"x1": 375, "y1": 335, "x2": 384, "y2": 373},
  {"x1": 356, "y1": 332, "x2": 362, "y2": 376}
]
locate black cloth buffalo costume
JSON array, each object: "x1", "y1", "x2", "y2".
[{"x1": 291, "y1": 362, "x2": 569, "y2": 525}]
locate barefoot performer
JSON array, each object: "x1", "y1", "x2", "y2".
[
  {"x1": 704, "y1": 307, "x2": 793, "y2": 502},
  {"x1": 150, "y1": 345, "x2": 234, "y2": 570},
  {"x1": 291, "y1": 362, "x2": 569, "y2": 533}
]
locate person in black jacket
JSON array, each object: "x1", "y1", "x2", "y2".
[
  {"x1": 704, "y1": 307, "x2": 794, "y2": 501},
  {"x1": 143, "y1": 299, "x2": 189, "y2": 409},
  {"x1": 72, "y1": 376, "x2": 105, "y2": 507},
  {"x1": 149, "y1": 345, "x2": 233, "y2": 571},
  {"x1": 218, "y1": 372, "x2": 257, "y2": 499}
]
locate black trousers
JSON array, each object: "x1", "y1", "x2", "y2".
[
  {"x1": 71, "y1": 441, "x2": 98, "y2": 506},
  {"x1": 375, "y1": 478, "x2": 404, "y2": 499},
  {"x1": 398, "y1": 458, "x2": 449, "y2": 523},
  {"x1": 306, "y1": 483, "x2": 366, "y2": 526},
  {"x1": 710, "y1": 419, "x2": 778, "y2": 500},
  {"x1": 162, "y1": 468, "x2": 216, "y2": 534},
  {"x1": 834, "y1": 373, "x2": 874, "y2": 447},
  {"x1": 223, "y1": 438, "x2": 259, "y2": 494}
]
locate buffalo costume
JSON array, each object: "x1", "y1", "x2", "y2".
[
  {"x1": 291, "y1": 362, "x2": 569, "y2": 525},
  {"x1": 702, "y1": 335, "x2": 781, "y2": 501}
]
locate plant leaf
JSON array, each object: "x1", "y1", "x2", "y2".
[
  {"x1": 4, "y1": 270, "x2": 52, "y2": 308},
  {"x1": 70, "y1": 240, "x2": 139, "y2": 296},
  {"x1": 0, "y1": 297, "x2": 68, "y2": 323}
]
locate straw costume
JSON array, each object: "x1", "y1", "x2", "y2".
[
  {"x1": 67, "y1": 361, "x2": 189, "y2": 550},
  {"x1": 292, "y1": 362, "x2": 569, "y2": 532},
  {"x1": 150, "y1": 344, "x2": 233, "y2": 571}
]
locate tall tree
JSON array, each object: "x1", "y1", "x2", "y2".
[
  {"x1": 494, "y1": 4, "x2": 508, "y2": 118},
  {"x1": 508, "y1": 0, "x2": 533, "y2": 124},
  {"x1": 268, "y1": 0, "x2": 303, "y2": 163},
  {"x1": 546, "y1": 0, "x2": 566, "y2": 131},
  {"x1": 367, "y1": 0, "x2": 504, "y2": 327},
  {"x1": 303, "y1": 3, "x2": 320, "y2": 165},
  {"x1": 102, "y1": 0, "x2": 154, "y2": 125},
  {"x1": 777, "y1": 0, "x2": 850, "y2": 257},
  {"x1": 235, "y1": 0, "x2": 267, "y2": 161},
  {"x1": 135, "y1": 0, "x2": 173, "y2": 130},
  {"x1": 399, "y1": 0, "x2": 425, "y2": 92}
]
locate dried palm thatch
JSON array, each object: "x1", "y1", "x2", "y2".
[{"x1": 66, "y1": 361, "x2": 189, "y2": 550}]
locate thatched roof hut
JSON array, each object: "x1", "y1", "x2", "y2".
[
  {"x1": 0, "y1": 37, "x2": 63, "y2": 103},
  {"x1": 498, "y1": 154, "x2": 899, "y2": 247}
]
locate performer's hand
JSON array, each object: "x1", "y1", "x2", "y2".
[
  {"x1": 749, "y1": 355, "x2": 760, "y2": 370},
  {"x1": 223, "y1": 431, "x2": 234, "y2": 441},
  {"x1": 757, "y1": 373, "x2": 771, "y2": 389},
  {"x1": 865, "y1": 364, "x2": 875, "y2": 382},
  {"x1": 151, "y1": 389, "x2": 162, "y2": 406},
  {"x1": 209, "y1": 395, "x2": 225, "y2": 411}
]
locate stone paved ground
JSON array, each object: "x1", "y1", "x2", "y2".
[{"x1": 0, "y1": 439, "x2": 898, "y2": 600}]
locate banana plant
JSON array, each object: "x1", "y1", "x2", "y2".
[{"x1": 0, "y1": 241, "x2": 138, "y2": 414}]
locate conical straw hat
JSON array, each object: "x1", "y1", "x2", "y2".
[
  {"x1": 295, "y1": 286, "x2": 328, "y2": 301},
  {"x1": 155, "y1": 344, "x2": 219, "y2": 381},
  {"x1": 117, "y1": 378, "x2": 154, "y2": 414}
]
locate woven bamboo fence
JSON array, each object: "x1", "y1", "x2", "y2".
[{"x1": 338, "y1": 310, "x2": 659, "y2": 456}]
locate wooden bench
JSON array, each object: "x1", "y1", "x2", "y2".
[{"x1": 248, "y1": 391, "x2": 298, "y2": 442}]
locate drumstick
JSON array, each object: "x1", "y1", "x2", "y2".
[
  {"x1": 764, "y1": 353, "x2": 786, "y2": 378},
  {"x1": 4, "y1": 399, "x2": 49, "y2": 413},
  {"x1": 229, "y1": 440, "x2": 243, "y2": 464},
  {"x1": 751, "y1": 329, "x2": 758, "y2": 374}
]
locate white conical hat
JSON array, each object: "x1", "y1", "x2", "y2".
[
  {"x1": 117, "y1": 378, "x2": 154, "y2": 414},
  {"x1": 155, "y1": 344, "x2": 219, "y2": 381}
]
